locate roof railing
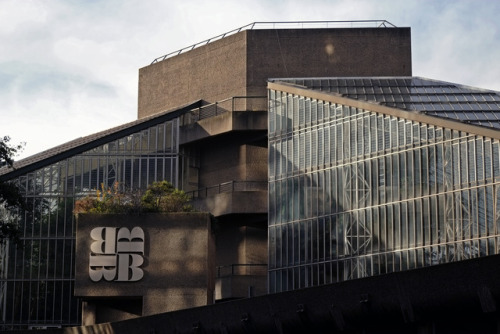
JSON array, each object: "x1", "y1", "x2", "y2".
[
  {"x1": 179, "y1": 96, "x2": 267, "y2": 126},
  {"x1": 151, "y1": 20, "x2": 396, "y2": 64},
  {"x1": 186, "y1": 180, "x2": 268, "y2": 199},
  {"x1": 216, "y1": 264, "x2": 268, "y2": 278}
]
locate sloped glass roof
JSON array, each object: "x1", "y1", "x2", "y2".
[
  {"x1": 271, "y1": 77, "x2": 500, "y2": 129},
  {"x1": 0, "y1": 100, "x2": 201, "y2": 180}
]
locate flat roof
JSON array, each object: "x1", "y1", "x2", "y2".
[{"x1": 151, "y1": 20, "x2": 398, "y2": 64}]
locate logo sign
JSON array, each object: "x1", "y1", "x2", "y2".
[{"x1": 89, "y1": 227, "x2": 145, "y2": 282}]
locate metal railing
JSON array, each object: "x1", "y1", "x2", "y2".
[
  {"x1": 186, "y1": 180, "x2": 267, "y2": 199},
  {"x1": 179, "y1": 96, "x2": 267, "y2": 126},
  {"x1": 151, "y1": 20, "x2": 396, "y2": 64},
  {"x1": 216, "y1": 264, "x2": 268, "y2": 278}
]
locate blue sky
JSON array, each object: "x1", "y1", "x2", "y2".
[{"x1": 1, "y1": 0, "x2": 499, "y2": 159}]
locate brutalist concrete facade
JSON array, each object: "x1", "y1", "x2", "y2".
[
  {"x1": 136, "y1": 26, "x2": 412, "y2": 303},
  {"x1": 75, "y1": 213, "x2": 215, "y2": 325},
  {"x1": 138, "y1": 27, "x2": 412, "y2": 118}
]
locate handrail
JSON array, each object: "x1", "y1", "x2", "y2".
[
  {"x1": 186, "y1": 180, "x2": 268, "y2": 199},
  {"x1": 151, "y1": 20, "x2": 396, "y2": 64},
  {"x1": 179, "y1": 96, "x2": 267, "y2": 126}
]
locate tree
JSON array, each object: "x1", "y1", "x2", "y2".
[
  {"x1": 0, "y1": 136, "x2": 25, "y2": 241},
  {"x1": 0, "y1": 136, "x2": 24, "y2": 168},
  {"x1": 141, "y1": 181, "x2": 193, "y2": 212}
]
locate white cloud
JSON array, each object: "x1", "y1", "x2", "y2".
[
  {"x1": 0, "y1": 0, "x2": 48, "y2": 34},
  {"x1": 1, "y1": 0, "x2": 500, "y2": 160}
]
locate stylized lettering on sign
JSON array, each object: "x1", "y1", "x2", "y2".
[{"x1": 89, "y1": 227, "x2": 145, "y2": 282}]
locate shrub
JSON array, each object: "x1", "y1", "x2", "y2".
[
  {"x1": 74, "y1": 181, "x2": 193, "y2": 214},
  {"x1": 141, "y1": 181, "x2": 194, "y2": 212}
]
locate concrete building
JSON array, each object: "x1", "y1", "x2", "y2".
[
  {"x1": 139, "y1": 20, "x2": 411, "y2": 305},
  {"x1": 0, "y1": 21, "x2": 472, "y2": 329}
]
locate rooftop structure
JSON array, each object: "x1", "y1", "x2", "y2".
[
  {"x1": 151, "y1": 20, "x2": 397, "y2": 64},
  {"x1": 138, "y1": 21, "x2": 411, "y2": 118}
]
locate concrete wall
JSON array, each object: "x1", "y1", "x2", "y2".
[
  {"x1": 75, "y1": 213, "x2": 214, "y2": 325},
  {"x1": 191, "y1": 132, "x2": 267, "y2": 188},
  {"x1": 215, "y1": 224, "x2": 268, "y2": 267},
  {"x1": 138, "y1": 27, "x2": 411, "y2": 119},
  {"x1": 214, "y1": 221, "x2": 268, "y2": 300},
  {"x1": 138, "y1": 32, "x2": 248, "y2": 118},
  {"x1": 194, "y1": 192, "x2": 268, "y2": 217},
  {"x1": 245, "y1": 28, "x2": 412, "y2": 97},
  {"x1": 16, "y1": 254, "x2": 500, "y2": 334}
]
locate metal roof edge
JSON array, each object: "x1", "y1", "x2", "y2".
[{"x1": 267, "y1": 80, "x2": 500, "y2": 140}]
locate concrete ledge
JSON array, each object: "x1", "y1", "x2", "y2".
[
  {"x1": 192, "y1": 191, "x2": 267, "y2": 217},
  {"x1": 180, "y1": 111, "x2": 267, "y2": 144}
]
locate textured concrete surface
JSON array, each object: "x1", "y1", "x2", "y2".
[
  {"x1": 75, "y1": 213, "x2": 215, "y2": 324},
  {"x1": 138, "y1": 27, "x2": 411, "y2": 119}
]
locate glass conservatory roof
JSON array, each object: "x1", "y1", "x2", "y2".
[
  {"x1": 0, "y1": 100, "x2": 201, "y2": 180},
  {"x1": 270, "y1": 77, "x2": 500, "y2": 130}
]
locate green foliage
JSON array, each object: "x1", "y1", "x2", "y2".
[
  {"x1": 0, "y1": 136, "x2": 24, "y2": 168},
  {"x1": 0, "y1": 203, "x2": 21, "y2": 242},
  {"x1": 74, "y1": 181, "x2": 193, "y2": 214},
  {"x1": 0, "y1": 181, "x2": 24, "y2": 211},
  {"x1": 141, "y1": 181, "x2": 194, "y2": 212},
  {"x1": 0, "y1": 136, "x2": 25, "y2": 242},
  {"x1": 74, "y1": 182, "x2": 133, "y2": 214}
]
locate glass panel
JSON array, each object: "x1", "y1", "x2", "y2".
[{"x1": 3, "y1": 119, "x2": 179, "y2": 329}]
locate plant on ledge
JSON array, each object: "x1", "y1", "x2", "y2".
[{"x1": 74, "y1": 181, "x2": 194, "y2": 214}]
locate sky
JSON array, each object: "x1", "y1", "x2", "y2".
[{"x1": 1, "y1": 0, "x2": 499, "y2": 160}]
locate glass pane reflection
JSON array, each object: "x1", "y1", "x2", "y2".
[{"x1": 269, "y1": 89, "x2": 500, "y2": 294}]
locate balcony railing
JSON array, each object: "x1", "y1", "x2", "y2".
[
  {"x1": 187, "y1": 180, "x2": 267, "y2": 199},
  {"x1": 179, "y1": 96, "x2": 267, "y2": 126},
  {"x1": 152, "y1": 21, "x2": 396, "y2": 64},
  {"x1": 216, "y1": 264, "x2": 268, "y2": 278}
]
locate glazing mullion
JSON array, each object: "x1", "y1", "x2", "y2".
[
  {"x1": 392, "y1": 153, "x2": 400, "y2": 201},
  {"x1": 387, "y1": 204, "x2": 394, "y2": 252},
  {"x1": 415, "y1": 148, "x2": 422, "y2": 197},
  {"x1": 378, "y1": 206, "x2": 386, "y2": 257},
  {"x1": 486, "y1": 186, "x2": 494, "y2": 238},
  {"x1": 485, "y1": 140, "x2": 493, "y2": 182}
]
